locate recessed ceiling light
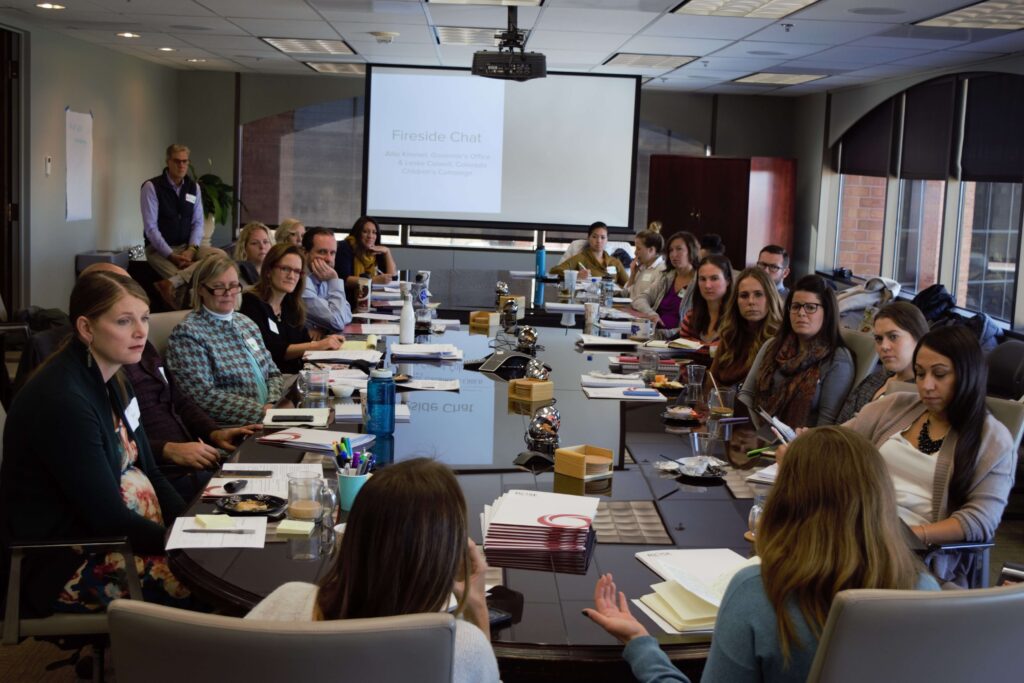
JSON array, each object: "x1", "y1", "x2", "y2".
[
  {"x1": 849, "y1": 7, "x2": 906, "y2": 16},
  {"x1": 116, "y1": 32, "x2": 141, "y2": 39},
  {"x1": 435, "y1": 26, "x2": 509, "y2": 46},
  {"x1": 35, "y1": 3, "x2": 65, "y2": 9},
  {"x1": 917, "y1": 0, "x2": 1024, "y2": 30},
  {"x1": 158, "y1": 47, "x2": 176, "y2": 52},
  {"x1": 262, "y1": 37, "x2": 355, "y2": 56},
  {"x1": 186, "y1": 58, "x2": 207, "y2": 63},
  {"x1": 306, "y1": 62, "x2": 367, "y2": 75},
  {"x1": 735, "y1": 72, "x2": 825, "y2": 85},
  {"x1": 604, "y1": 53, "x2": 698, "y2": 69},
  {"x1": 673, "y1": 0, "x2": 819, "y2": 20}
]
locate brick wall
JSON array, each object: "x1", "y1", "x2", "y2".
[{"x1": 836, "y1": 174, "x2": 886, "y2": 277}]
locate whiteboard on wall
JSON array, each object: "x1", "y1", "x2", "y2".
[{"x1": 65, "y1": 107, "x2": 92, "y2": 221}]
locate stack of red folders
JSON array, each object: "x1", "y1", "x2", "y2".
[{"x1": 481, "y1": 490, "x2": 599, "y2": 575}]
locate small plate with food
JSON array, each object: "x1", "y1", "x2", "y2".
[
  {"x1": 214, "y1": 494, "x2": 288, "y2": 517},
  {"x1": 661, "y1": 405, "x2": 701, "y2": 423},
  {"x1": 650, "y1": 379, "x2": 684, "y2": 397}
]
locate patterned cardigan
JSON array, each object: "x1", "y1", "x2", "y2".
[{"x1": 166, "y1": 308, "x2": 283, "y2": 425}]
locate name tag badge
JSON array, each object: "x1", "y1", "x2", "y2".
[
  {"x1": 124, "y1": 397, "x2": 142, "y2": 432},
  {"x1": 268, "y1": 319, "x2": 279, "y2": 335},
  {"x1": 246, "y1": 337, "x2": 262, "y2": 353},
  {"x1": 185, "y1": 193, "x2": 197, "y2": 204},
  {"x1": 157, "y1": 366, "x2": 168, "y2": 384}
]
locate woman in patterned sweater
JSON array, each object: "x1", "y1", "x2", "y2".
[{"x1": 167, "y1": 254, "x2": 283, "y2": 425}]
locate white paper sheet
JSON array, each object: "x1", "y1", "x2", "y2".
[
  {"x1": 353, "y1": 312, "x2": 400, "y2": 321},
  {"x1": 400, "y1": 379, "x2": 460, "y2": 391},
  {"x1": 165, "y1": 516, "x2": 268, "y2": 550},
  {"x1": 205, "y1": 463, "x2": 326, "y2": 498},
  {"x1": 633, "y1": 599, "x2": 684, "y2": 635},
  {"x1": 358, "y1": 324, "x2": 401, "y2": 335},
  {"x1": 582, "y1": 386, "x2": 666, "y2": 401},
  {"x1": 305, "y1": 349, "x2": 383, "y2": 363},
  {"x1": 65, "y1": 109, "x2": 93, "y2": 221},
  {"x1": 578, "y1": 333, "x2": 639, "y2": 348},
  {"x1": 580, "y1": 374, "x2": 644, "y2": 388},
  {"x1": 334, "y1": 403, "x2": 411, "y2": 422}
]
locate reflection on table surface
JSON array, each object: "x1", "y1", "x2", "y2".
[{"x1": 169, "y1": 323, "x2": 758, "y2": 659}]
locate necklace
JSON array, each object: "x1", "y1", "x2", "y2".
[{"x1": 917, "y1": 418, "x2": 945, "y2": 455}]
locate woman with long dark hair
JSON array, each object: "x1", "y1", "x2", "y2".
[
  {"x1": 583, "y1": 427, "x2": 937, "y2": 682},
  {"x1": 247, "y1": 458, "x2": 499, "y2": 683},
  {"x1": 335, "y1": 215, "x2": 397, "y2": 289},
  {"x1": 843, "y1": 325, "x2": 1016, "y2": 584},
  {"x1": 710, "y1": 267, "x2": 783, "y2": 388},
  {"x1": 739, "y1": 274, "x2": 854, "y2": 429},
  {"x1": 550, "y1": 222, "x2": 629, "y2": 286},
  {"x1": 632, "y1": 231, "x2": 702, "y2": 329},
  {"x1": 239, "y1": 243, "x2": 344, "y2": 374},
  {"x1": 678, "y1": 255, "x2": 733, "y2": 344}
]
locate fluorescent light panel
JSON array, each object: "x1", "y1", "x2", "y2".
[
  {"x1": 917, "y1": 1, "x2": 1024, "y2": 30},
  {"x1": 262, "y1": 38, "x2": 355, "y2": 56},
  {"x1": 605, "y1": 53, "x2": 697, "y2": 69},
  {"x1": 435, "y1": 26, "x2": 514, "y2": 46},
  {"x1": 306, "y1": 62, "x2": 367, "y2": 75},
  {"x1": 673, "y1": 0, "x2": 818, "y2": 19},
  {"x1": 735, "y1": 72, "x2": 825, "y2": 85}
]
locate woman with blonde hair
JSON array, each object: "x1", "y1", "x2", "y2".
[
  {"x1": 234, "y1": 222, "x2": 273, "y2": 286},
  {"x1": 275, "y1": 217, "x2": 305, "y2": 246},
  {"x1": 1, "y1": 272, "x2": 191, "y2": 613},
  {"x1": 167, "y1": 253, "x2": 283, "y2": 425},
  {"x1": 710, "y1": 267, "x2": 783, "y2": 387},
  {"x1": 583, "y1": 426, "x2": 938, "y2": 683},
  {"x1": 248, "y1": 458, "x2": 499, "y2": 683}
]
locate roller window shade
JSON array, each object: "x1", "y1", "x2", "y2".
[
  {"x1": 962, "y1": 73, "x2": 1024, "y2": 182},
  {"x1": 837, "y1": 99, "x2": 894, "y2": 177},
  {"x1": 900, "y1": 77, "x2": 956, "y2": 180}
]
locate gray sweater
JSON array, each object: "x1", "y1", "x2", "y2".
[
  {"x1": 246, "y1": 582, "x2": 500, "y2": 683},
  {"x1": 631, "y1": 270, "x2": 695, "y2": 325},
  {"x1": 739, "y1": 342, "x2": 855, "y2": 433}
]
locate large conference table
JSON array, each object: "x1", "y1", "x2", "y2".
[{"x1": 167, "y1": 319, "x2": 758, "y2": 683}]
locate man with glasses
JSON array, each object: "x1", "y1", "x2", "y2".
[
  {"x1": 141, "y1": 143, "x2": 220, "y2": 309},
  {"x1": 756, "y1": 245, "x2": 791, "y2": 300},
  {"x1": 301, "y1": 227, "x2": 352, "y2": 335}
]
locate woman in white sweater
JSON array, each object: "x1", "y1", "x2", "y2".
[{"x1": 247, "y1": 458, "x2": 500, "y2": 683}]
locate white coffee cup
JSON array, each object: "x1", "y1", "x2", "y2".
[
  {"x1": 563, "y1": 269, "x2": 578, "y2": 293},
  {"x1": 584, "y1": 302, "x2": 600, "y2": 325}
]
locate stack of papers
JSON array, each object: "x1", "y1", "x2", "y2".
[
  {"x1": 372, "y1": 281, "x2": 407, "y2": 291},
  {"x1": 482, "y1": 490, "x2": 599, "y2": 574},
  {"x1": 582, "y1": 386, "x2": 666, "y2": 401},
  {"x1": 257, "y1": 427, "x2": 375, "y2": 453},
  {"x1": 204, "y1": 463, "x2": 324, "y2": 499},
  {"x1": 165, "y1": 517, "x2": 268, "y2": 550},
  {"x1": 352, "y1": 312, "x2": 399, "y2": 322},
  {"x1": 390, "y1": 343, "x2": 463, "y2": 360},
  {"x1": 745, "y1": 462, "x2": 778, "y2": 485},
  {"x1": 597, "y1": 319, "x2": 634, "y2": 331},
  {"x1": 609, "y1": 355, "x2": 681, "y2": 373},
  {"x1": 304, "y1": 349, "x2": 383, "y2": 364},
  {"x1": 577, "y1": 333, "x2": 639, "y2": 348},
  {"x1": 399, "y1": 379, "x2": 460, "y2": 392},
  {"x1": 643, "y1": 338, "x2": 704, "y2": 351},
  {"x1": 334, "y1": 403, "x2": 412, "y2": 423},
  {"x1": 634, "y1": 549, "x2": 760, "y2": 633},
  {"x1": 545, "y1": 302, "x2": 584, "y2": 313},
  {"x1": 580, "y1": 372, "x2": 644, "y2": 388},
  {"x1": 346, "y1": 323, "x2": 400, "y2": 335}
]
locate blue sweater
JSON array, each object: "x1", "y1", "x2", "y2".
[{"x1": 622, "y1": 565, "x2": 940, "y2": 683}]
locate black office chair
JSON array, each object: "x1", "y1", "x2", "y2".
[
  {"x1": 0, "y1": 292, "x2": 30, "y2": 410},
  {"x1": 2, "y1": 538, "x2": 143, "y2": 682}
]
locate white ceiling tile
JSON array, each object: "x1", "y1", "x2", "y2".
[
  {"x1": 842, "y1": 64, "x2": 922, "y2": 77},
  {"x1": 87, "y1": 0, "x2": 216, "y2": 16},
  {"x1": 351, "y1": 42, "x2": 440, "y2": 58},
  {"x1": 793, "y1": 0, "x2": 978, "y2": 24},
  {"x1": 527, "y1": 30, "x2": 629, "y2": 51},
  {"x1": 196, "y1": 0, "x2": 322, "y2": 21},
  {"x1": 222, "y1": 50, "x2": 298, "y2": 62},
  {"x1": 893, "y1": 50, "x2": 1002, "y2": 68},
  {"x1": 692, "y1": 55, "x2": 790, "y2": 71},
  {"x1": 745, "y1": 19, "x2": 892, "y2": 44},
  {"x1": 119, "y1": 15, "x2": 249, "y2": 34},
  {"x1": 534, "y1": 8, "x2": 659, "y2": 34},
  {"x1": 548, "y1": 0, "x2": 678, "y2": 11},
  {"x1": 335, "y1": 22, "x2": 437, "y2": 44},
  {"x1": 641, "y1": 14, "x2": 773, "y2": 39},
  {"x1": 425, "y1": 5, "x2": 540, "y2": 28},
  {"x1": 311, "y1": 0, "x2": 426, "y2": 24},
  {"x1": 592, "y1": 63, "x2": 679, "y2": 76},
  {"x1": 540, "y1": 48, "x2": 622, "y2": 65},
  {"x1": 662, "y1": 67, "x2": 750, "y2": 81},
  {"x1": 366, "y1": 55, "x2": 441, "y2": 66},
  {"x1": 438, "y1": 43, "x2": 478, "y2": 65},
  {"x1": 710, "y1": 40, "x2": 827, "y2": 59},
  {"x1": 779, "y1": 58, "x2": 864, "y2": 71},
  {"x1": 172, "y1": 35, "x2": 273, "y2": 50},
  {"x1": 808, "y1": 45, "x2": 931, "y2": 64},
  {"x1": 951, "y1": 30, "x2": 1024, "y2": 53},
  {"x1": 618, "y1": 34, "x2": 732, "y2": 55},
  {"x1": 228, "y1": 18, "x2": 343, "y2": 39},
  {"x1": 700, "y1": 83, "x2": 780, "y2": 94}
]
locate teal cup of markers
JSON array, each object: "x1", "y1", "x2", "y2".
[{"x1": 338, "y1": 472, "x2": 372, "y2": 512}]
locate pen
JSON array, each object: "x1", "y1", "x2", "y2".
[{"x1": 746, "y1": 446, "x2": 775, "y2": 459}]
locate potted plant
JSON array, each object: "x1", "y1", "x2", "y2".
[{"x1": 190, "y1": 166, "x2": 235, "y2": 247}]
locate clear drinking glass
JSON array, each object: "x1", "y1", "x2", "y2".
[
  {"x1": 638, "y1": 349, "x2": 660, "y2": 384},
  {"x1": 691, "y1": 432, "x2": 713, "y2": 473},
  {"x1": 287, "y1": 472, "x2": 336, "y2": 523}
]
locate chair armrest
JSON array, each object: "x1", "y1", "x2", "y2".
[
  {"x1": 926, "y1": 541, "x2": 994, "y2": 553},
  {"x1": 4, "y1": 536, "x2": 144, "y2": 644}
]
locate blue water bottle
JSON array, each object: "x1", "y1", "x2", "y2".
[
  {"x1": 365, "y1": 368, "x2": 396, "y2": 436},
  {"x1": 535, "y1": 245, "x2": 546, "y2": 276}
]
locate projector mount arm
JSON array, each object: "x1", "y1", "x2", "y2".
[{"x1": 495, "y1": 7, "x2": 527, "y2": 54}]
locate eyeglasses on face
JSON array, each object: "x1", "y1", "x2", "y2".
[
  {"x1": 203, "y1": 283, "x2": 242, "y2": 296},
  {"x1": 274, "y1": 265, "x2": 302, "y2": 277},
  {"x1": 790, "y1": 302, "x2": 821, "y2": 314},
  {"x1": 756, "y1": 261, "x2": 782, "y2": 273}
]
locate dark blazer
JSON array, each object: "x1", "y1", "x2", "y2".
[
  {"x1": 0, "y1": 338, "x2": 185, "y2": 616},
  {"x1": 238, "y1": 292, "x2": 310, "y2": 374},
  {"x1": 123, "y1": 342, "x2": 220, "y2": 462}
]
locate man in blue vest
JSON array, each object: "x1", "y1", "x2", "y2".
[{"x1": 141, "y1": 144, "x2": 219, "y2": 308}]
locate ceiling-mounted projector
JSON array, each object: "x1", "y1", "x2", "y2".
[{"x1": 472, "y1": 7, "x2": 546, "y2": 82}]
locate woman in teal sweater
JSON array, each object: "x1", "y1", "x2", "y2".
[{"x1": 583, "y1": 426, "x2": 939, "y2": 683}]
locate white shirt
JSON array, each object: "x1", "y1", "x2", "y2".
[{"x1": 879, "y1": 432, "x2": 938, "y2": 526}]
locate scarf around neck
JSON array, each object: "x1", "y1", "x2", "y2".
[
  {"x1": 346, "y1": 234, "x2": 378, "y2": 279},
  {"x1": 755, "y1": 333, "x2": 833, "y2": 427}
]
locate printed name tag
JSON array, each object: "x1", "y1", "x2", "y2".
[
  {"x1": 124, "y1": 397, "x2": 141, "y2": 432},
  {"x1": 246, "y1": 337, "x2": 262, "y2": 353},
  {"x1": 268, "y1": 319, "x2": 279, "y2": 335},
  {"x1": 185, "y1": 193, "x2": 197, "y2": 204},
  {"x1": 158, "y1": 366, "x2": 168, "y2": 384}
]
